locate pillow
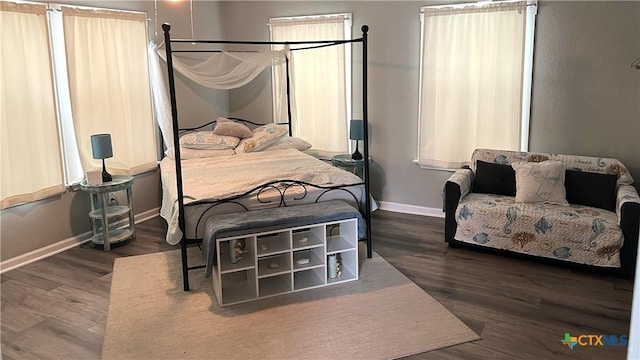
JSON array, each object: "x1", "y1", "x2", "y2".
[
  {"x1": 212, "y1": 117, "x2": 253, "y2": 139},
  {"x1": 164, "y1": 146, "x2": 235, "y2": 160},
  {"x1": 179, "y1": 131, "x2": 239, "y2": 150},
  {"x1": 235, "y1": 123, "x2": 289, "y2": 153},
  {"x1": 473, "y1": 160, "x2": 516, "y2": 196},
  {"x1": 565, "y1": 170, "x2": 617, "y2": 211},
  {"x1": 263, "y1": 136, "x2": 312, "y2": 152},
  {"x1": 511, "y1": 160, "x2": 569, "y2": 206}
]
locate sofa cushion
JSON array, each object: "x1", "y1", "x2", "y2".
[
  {"x1": 565, "y1": 170, "x2": 617, "y2": 211},
  {"x1": 454, "y1": 193, "x2": 622, "y2": 268},
  {"x1": 473, "y1": 160, "x2": 516, "y2": 196},
  {"x1": 512, "y1": 161, "x2": 569, "y2": 206}
]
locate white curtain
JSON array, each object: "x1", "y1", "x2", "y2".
[
  {"x1": 151, "y1": 44, "x2": 287, "y2": 148},
  {"x1": 48, "y1": 7, "x2": 84, "y2": 185},
  {"x1": 418, "y1": 1, "x2": 528, "y2": 169},
  {"x1": 271, "y1": 15, "x2": 349, "y2": 155},
  {"x1": 62, "y1": 6, "x2": 157, "y2": 175},
  {"x1": 0, "y1": 1, "x2": 65, "y2": 209},
  {"x1": 149, "y1": 42, "x2": 173, "y2": 148}
]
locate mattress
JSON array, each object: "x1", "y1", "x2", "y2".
[{"x1": 160, "y1": 148, "x2": 366, "y2": 244}]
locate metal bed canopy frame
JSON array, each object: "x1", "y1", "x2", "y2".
[{"x1": 161, "y1": 23, "x2": 371, "y2": 291}]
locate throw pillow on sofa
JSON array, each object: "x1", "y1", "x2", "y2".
[
  {"x1": 565, "y1": 170, "x2": 617, "y2": 211},
  {"x1": 512, "y1": 160, "x2": 569, "y2": 206},
  {"x1": 473, "y1": 160, "x2": 516, "y2": 196}
]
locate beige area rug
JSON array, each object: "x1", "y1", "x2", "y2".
[{"x1": 102, "y1": 248, "x2": 480, "y2": 360}]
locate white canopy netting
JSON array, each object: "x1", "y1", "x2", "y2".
[{"x1": 149, "y1": 41, "x2": 290, "y2": 148}]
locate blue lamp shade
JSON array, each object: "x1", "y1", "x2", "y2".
[
  {"x1": 349, "y1": 119, "x2": 364, "y2": 160},
  {"x1": 90, "y1": 134, "x2": 113, "y2": 182},
  {"x1": 349, "y1": 119, "x2": 364, "y2": 140},
  {"x1": 91, "y1": 134, "x2": 113, "y2": 160}
]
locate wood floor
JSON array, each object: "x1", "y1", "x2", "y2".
[{"x1": 1, "y1": 210, "x2": 634, "y2": 359}]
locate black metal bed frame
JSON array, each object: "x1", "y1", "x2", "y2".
[{"x1": 161, "y1": 23, "x2": 371, "y2": 291}]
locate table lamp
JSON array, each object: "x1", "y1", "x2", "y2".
[
  {"x1": 349, "y1": 119, "x2": 364, "y2": 160},
  {"x1": 91, "y1": 134, "x2": 113, "y2": 182}
]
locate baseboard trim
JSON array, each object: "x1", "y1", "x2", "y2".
[
  {"x1": 378, "y1": 201, "x2": 444, "y2": 218},
  {"x1": 134, "y1": 207, "x2": 161, "y2": 224},
  {"x1": 0, "y1": 232, "x2": 93, "y2": 275},
  {"x1": 0, "y1": 207, "x2": 160, "y2": 274}
]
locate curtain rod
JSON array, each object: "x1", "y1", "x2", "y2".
[
  {"x1": 421, "y1": 0, "x2": 537, "y2": 11},
  {"x1": 168, "y1": 38, "x2": 361, "y2": 46}
]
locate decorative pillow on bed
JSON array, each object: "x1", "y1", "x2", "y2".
[
  {"x1": 263, "y1": 136, "x2": 312, "y2": 152},
  {"x1": 165, "y1": 146, "x2": 235, "y2": 160},
  {"x1": 179, "y1": 131, "x2": 240, "y2": 150},
  {"x1": 512, "y1": 160, "x2": 569, "y2": 206},
  {"x1": 212, "y1": 117, "x2": 253, "y2": 139},
  {"x1": 235, "y1": 123, "x2": 288, "y2": 153}
]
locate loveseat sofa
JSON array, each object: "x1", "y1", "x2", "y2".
[{"x1": 444, "y1": 149, "x2": 640, "y2": 276}]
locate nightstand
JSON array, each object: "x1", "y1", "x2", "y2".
[
  {"x1": 80, "y1": 175, "x2": 135, "y2": 251},
  {"x1": 331, "y1": 154, "x2": 369, "y2": 179}
]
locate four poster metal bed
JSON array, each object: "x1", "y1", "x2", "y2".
[{"x1": 160, "y1": 23, "x2": 372, "y2": 291}]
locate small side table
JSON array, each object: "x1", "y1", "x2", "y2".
[
  {"x1": 80, "y1": 175, "x2": 135, "y2": 251},
  {"x1": 331, "y1": 154, "x2": 369, "y2": 179}
]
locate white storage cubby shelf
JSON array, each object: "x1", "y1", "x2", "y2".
[{"x1": 211, "y1": 218, "x2": 359, "y2": 306}]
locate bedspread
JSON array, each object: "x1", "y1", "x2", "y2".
[{"x1": 160, "y1": 148, "x2": 364, "y2": 244}]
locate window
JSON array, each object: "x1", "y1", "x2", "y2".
[
  {"x1": 417, "y1": 0, "x2": 537, "y2": 169},
  {"x1": 270, "y1": 13, "x2": 352, "y2": 157},
  {"x1": 0, "y1": 1, "x2": 156, "y2": 209},
  {"x1": 56, "y1": 5, "x2": 157, "y2": 178}
]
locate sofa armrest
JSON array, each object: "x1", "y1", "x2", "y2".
[
  {"x1": 617, "y1": 184, "x2": 640, "y2": 219},
  {"x1": 447, "y1": 168, "x2": 474, "y2": 198},
  {"x1": 617, "y1": 184, "x2": 640, "y2": 277},
  {"x1": 443, "y1": 168, "x2": 473, "y2": 242}
]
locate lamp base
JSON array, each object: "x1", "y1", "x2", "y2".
[
  {"x1": 351, "y1": 149, "x2": 363, "y2": 161},
  {"x1": 102, "y1": 160, "x2": 112, "y2": 183}
]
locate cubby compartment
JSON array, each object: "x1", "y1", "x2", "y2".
[
  {"x1": 293, "y1": 247, "x2": 324, "y2": 271},
  {"x1": 218, "y1": 237, "x2": 255, "y2": 273},
  {"x1": 326, "y1": 220, "x2": 358, "y2": 255},
  {"x1": 294, "y1": 267, "x2": 325, "y2": 290},
  {"x1": 258, "y1": 253, "x2": 291, "y2": 278},
  {"x1": 259, "y1": 273, "x2": 292, "y2": 297},
  {"x1": 218, "y1": 269, "x2": 257, "y2": 305},
  {"x1": 292, "y1": 227, "x2": 324, "y2": 250},
  {"x1": 327, "y1": 250, "x2": 358, "y2": 284},
  {"x1": 256, "y1": 231, "x2": 291, "y2": 256}
]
